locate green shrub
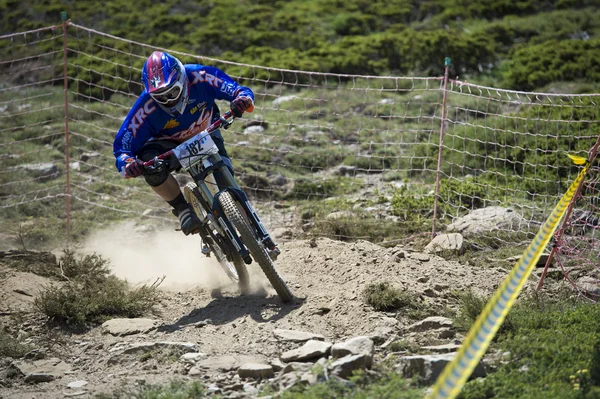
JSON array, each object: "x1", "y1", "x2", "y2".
[
  {"x1": 362, "y1": 282, "x2": 418, "y2": 311},
  {"x1": 34, "y1": 250, "x2": 159, "y2": 330},
  {"x1": 96, "y1": 380, "x2": 205, "y2": 399},
  {"x1": 504, "y1": 38, "x2": 600, "y2": 90},
  {"x1": 0, "y1": 329, "x2": 31, "y2": 358}
]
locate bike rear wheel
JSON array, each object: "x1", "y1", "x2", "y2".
[
  {"x1": 218, "y1": 191, "x2": 294, "y2": 302},
  {"x1": 184, "y1": 183, "x2": 250, "y2": 293}
]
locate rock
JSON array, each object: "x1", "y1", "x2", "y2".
[
  {"x1": 326, "y1": 211, "x2": 354, "y2": 220},
  {"x1": 425, "y1": 233, "x2": 464, "y2": 255},
  {"x1": 270, "y1": 358, "x2": 286, "y2": 372},
  {"x1": 67, "y1": 380, "x2": 88, "y2": 389},
  {"x1": 300, "y1": 371, "x2": 319, "y2": 385},
  {"x1": 80, "y1": 152, "x2": 100, "y2": 162},
  {"x1": 281, "y1": 340, "x2": 332, "y2": 363},
  {"x1": 270, "y1": 227, "x2": 294, "y2": 240},
  {"x1": 578, "y1": 277, "x2": 600, "y2": 296},
  {"x1": 13, "y1": 357, "x2": 71, "y2": 383},
  {"x1": 237, "y1": 363, "x2": 274, "y2": 379},
  {"x1": 409, "y1": 253, "x2": 431, "y2": 262},
  {"x1": 406, "y1": 317, "x2": 453, "y2": 333},
  {"x1": 195, "y1": 355, "x2": 264, "y2": 372},
  {"x1": 329, "y1": 354, "x2": 370, "y2": 379},
  {"x1": 267, "y1": 172, "x2": 287, "y2": 186},
  {"x1": 368, "y1": 326, "x2": 395, "y2": 345},
  {"x1": 122, "y1": 342, "x2": 197, "y2": 355},
  {"x1": 331, "y1": 336, "x2": 374, "y2": 368},
  {"x1": 333, "y1": 165, "x2": 358, "y2": 177},
  {"x1": 420, "y1": 343, "x2": 461, "y2": 354},
  {"x1": 397, "y1": 353, "x2": 486, "y2": 383},
  {"x1": 447, "y1": 206, "x2": 526, "y2": 237},
  {"x1": 278, "y1": 372, "x2": 300, "y2": 391},
  {"x1": 24, "y1": 373, "x2": 55, "y2": 383},
  {"x1": 243, "y1": 125, "x2": 265, "y2": 134},
  {"x1": 281, "y1": 362, "x2": 313, "y2": 374},
  {"x1": 272, "y1": 95, "x2": 296, "y2": 106},
  {"x1": 273, "y1": 329, "x2": 325, "y2": 342},
  {"x1": 101, "y1": 318, "x2": 161, "y2": 336},
  {"x1": 19, "y1": 162, "x2": 59, "y2": 182},
  {"x1": 179, "y1": 352, "x2": 206, "y2": 364}
]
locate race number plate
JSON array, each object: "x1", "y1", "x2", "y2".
[{"x1": 172, "y1": 131, "x2": 219, "y2": 170}]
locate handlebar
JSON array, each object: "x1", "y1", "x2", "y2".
[{"x1": 143, "y1": 110, "x2": 235, "y2": 168}]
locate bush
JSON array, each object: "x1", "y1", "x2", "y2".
[
  {"x1": 96, "y1": 380, "x2": 205, "y2": 399},
  {"x1": 362, "y1": 282, "x2": 418, "y2": 311},
  {"x1": 34, "y1": 250, "x2": 159, "y2": 330},
  {"x1": 0, "y1": 329, "x2": 30, "y2": 358}
]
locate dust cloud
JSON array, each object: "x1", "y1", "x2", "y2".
[{"x1": 81, "y1": 222, "x2": 231, "y2": 291}]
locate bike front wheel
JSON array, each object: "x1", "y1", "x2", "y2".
[
  {"x1": 218, "y1": 191, "x2": 294, "y2": 303},
  {"x1": 184, "y1": 183, "x2": 250, "y2": 293}
]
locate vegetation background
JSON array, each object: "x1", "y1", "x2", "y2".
[{"x1": 2, "y1": 0, "x2": 600, "y2": 91}]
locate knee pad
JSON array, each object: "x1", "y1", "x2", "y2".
[{"x1": 144, "y1": 168, "x2": 170, "y2": 187}]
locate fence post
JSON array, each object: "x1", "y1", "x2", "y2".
[
  {"x1": 61, "y1": 11, "x2": 71, "y2": 244},
  {"x1": 537, "y1": 138, "x2": 600, "y2": 291},
  {"x1": 432, "y1": 57, "x2": 451, "y2": 238}
]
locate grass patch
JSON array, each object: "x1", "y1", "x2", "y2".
[
  {"x1": 279, "y1": 369, "x2": 425, "y2": 398},
  {"x1": 362, "y1": 282, "x2": 419, "y2": 312},
  {"x1": 95, "y1": 380, "x2": 205, "y2": 399},
  {"x1": 34, "y1": 250, "x2": 160, "y2": 330},
  {"x1": 458, "y1": 293, "x2": 600, "y2": 399},
  {"x1": 0, "y1": 329, "x2": 31, "y2": 358}
]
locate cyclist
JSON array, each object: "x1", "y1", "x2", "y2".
[{"x1": 113, "y1": 51, "x2": 254, "y2": 236}]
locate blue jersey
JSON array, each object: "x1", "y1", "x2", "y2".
[{"x1": 113, "y1": 64, "x2": 254, "y2": 176}]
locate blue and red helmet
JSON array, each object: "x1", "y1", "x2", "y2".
[{"x1": 141, "y1": 51, "x2": 189, "y2": 114}]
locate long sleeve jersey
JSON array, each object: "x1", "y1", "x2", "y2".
[{"x1": 113, "y1": 64, "x2": 254, "y2": 176}]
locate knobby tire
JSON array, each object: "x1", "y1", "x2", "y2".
[
  {"x1": 218, "y1": 191, "x2": 294, "y2": 302},
  {"x1": 184, "y1": 183, "x2": 250, "y2": 293}
]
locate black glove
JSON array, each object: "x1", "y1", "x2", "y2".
[
  {"x1": 230, "y1": 96, "x2": 253, "y2": 118},
  {"x1": 125, "y1": 158, "x2": 146, "y2": 178}
]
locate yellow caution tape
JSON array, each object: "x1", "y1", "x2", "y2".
[
  {"x1": 567, "y1": 154, "x2": 587, "y2": 165},
  {"x1": 426, "y1": 156, "x2": 589, "y2": 399}
]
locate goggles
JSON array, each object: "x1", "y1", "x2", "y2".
[{"x1": 151, "y1": 80, "x2": 183, "y2": 105}]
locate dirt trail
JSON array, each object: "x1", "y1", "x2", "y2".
[{"x1": 0, "y1": 233, "x2": 511, "y2": 398}]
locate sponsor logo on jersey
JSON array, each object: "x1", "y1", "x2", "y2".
[
  {"x1": 128, "y1": 99, "x2": 156, "y2": 137},
  {"x1": 121, "y1": 130, "x2": 133, "y2": 151},
  {"x1": 220, "y1": 82, "x2": 237, "y2": 96},
  {"x1": 189, "y1": 102, "x2": 207, "y2": 115},
  {"x1": 160, "y1": 108, "x2": 212, "y2": 142},
  {"x1": 191, "y1": 71, "x2": 223, "y2": 88},
  {"x1": 163, "y1": 119, "x2": 180, "y2": 129}
]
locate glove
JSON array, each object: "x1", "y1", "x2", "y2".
[
  {"x1": 125, "y1": 158, "x2": 146, "y2": 178},
  {"x1": 230, "y1": 96, "x2": 253, "y2": 118}
]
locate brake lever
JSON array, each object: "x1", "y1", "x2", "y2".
[
  {"x1": 220, "y1": 115, "x2": 234, "y2": 130},
  {"x1": 145, "y1": 156, "x2": 166, "y2": 173}
]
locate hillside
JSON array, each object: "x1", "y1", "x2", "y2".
[{"x1": 2, "y1": 0, "x2": 600, "y2": 90}]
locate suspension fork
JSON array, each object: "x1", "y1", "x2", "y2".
[
  {"x1": 190, "y1": 169, "x2": 252, "y2": 264},
  {"x1": 216, "y1": 165, "x2": 278, "y2": 251},
  {"x1": 213, "y1": 187, "x2": 277, "y2": 252}
]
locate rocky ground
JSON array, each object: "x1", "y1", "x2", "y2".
[{"x1": 0, "y1": 230, "x2": 530, "y2": 399}]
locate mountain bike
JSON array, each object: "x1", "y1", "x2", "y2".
[{"x1": 143, "y1": 110, "x2": 294, "y2": 303}]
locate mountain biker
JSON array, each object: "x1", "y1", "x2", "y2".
[{"x1": 113, "y1": 51, "x2": 254, "y2": 236}]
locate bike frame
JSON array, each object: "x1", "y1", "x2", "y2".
[{"x1": 143, "y1": 111, "x2": 277, "y2": 264}]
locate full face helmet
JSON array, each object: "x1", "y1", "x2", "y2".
[{"x1": 142, "y1": 51, "x2": 189, "y2": 114}]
